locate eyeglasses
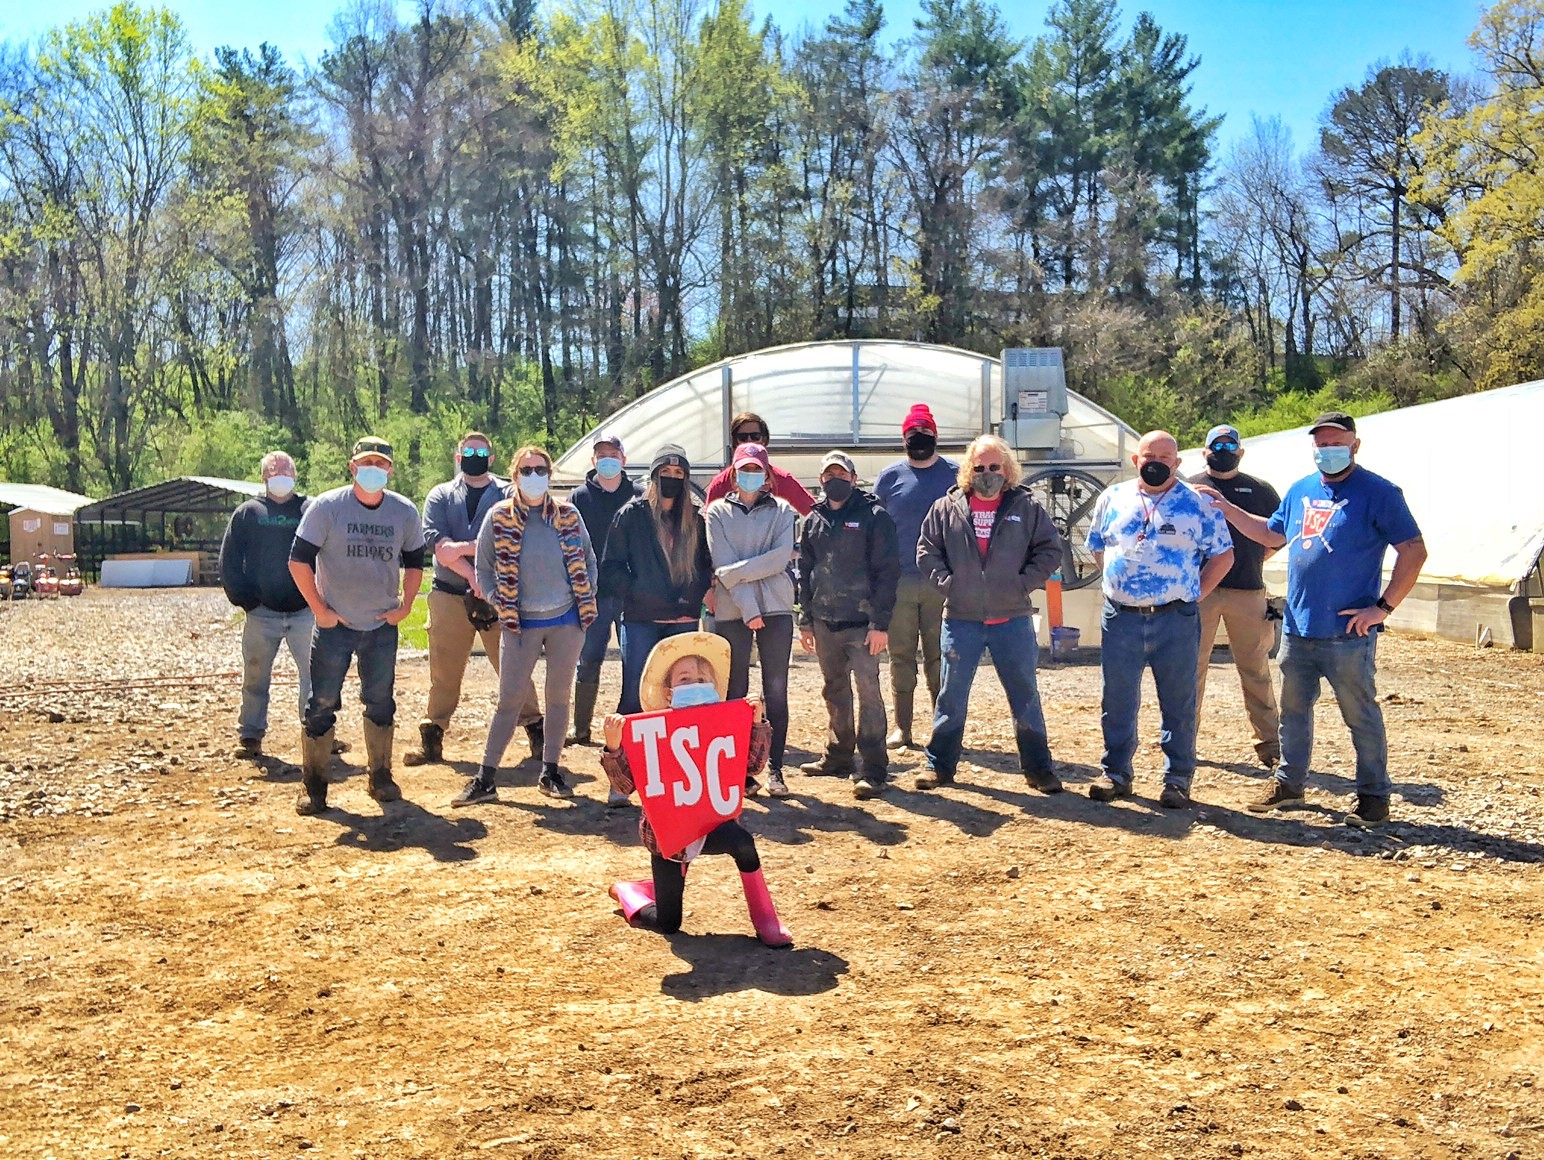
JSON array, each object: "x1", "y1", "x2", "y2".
[
  {"x1": 1209, "y1": 441, "x2": 1240, "y2": 452},
  {"x1": 462, "y1": 447, "x2": 491, "y2": 458},
  {"x1": 972, "y1": 463, "x2": 1004, "y2": 474},
  {"x1": 518, "y1": 465, "x2": 551, "y2": 477},
  {"x1": 733, "y1": 430, "x2": 768, "y2": 444}
]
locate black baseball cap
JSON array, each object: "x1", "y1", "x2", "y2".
[{"x1": 1308, "y1": 411, "x2": 1356, "y2": 435}]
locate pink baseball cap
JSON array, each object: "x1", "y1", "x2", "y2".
[{"x1": 731, "y1": 442, "x2": 771, "y2": 472}]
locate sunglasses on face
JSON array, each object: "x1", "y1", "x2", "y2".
[
  {"x1": 463, "y1": 447, "x2": 492, "y2": 458},
  {"x1": 1209, "y1": 441, "x2": 1240, "y2": 452},
  {"x1": 972, "y1": 463, "x2": 1004, "y2": 474},
  {"x1": 518, "y1": 465, "x2": 551, "y2": 477},
  {"x1": 733, "y1": 430, "x2": 768, "y2": 444}
]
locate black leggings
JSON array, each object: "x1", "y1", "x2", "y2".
[
  {"x1": 717, "y1": 614, "x2": 793, "y2": 769},
  {"x1": 640, "y1": 821, "x2": 761, "y2": 934}
]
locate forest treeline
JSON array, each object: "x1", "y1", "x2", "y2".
[{"x1": 1, "y1": 0, "x2": 1542, "y2": 499}]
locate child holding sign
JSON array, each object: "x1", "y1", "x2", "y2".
[{"x1": 601, "y1": 632, "x2": 793, "y2": 947}]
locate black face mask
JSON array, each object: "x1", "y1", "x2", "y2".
[
  {"x1": 461, "y1": 454, "x2": 490, "y2": 478},
  {"x1": 656, "y1": 475, "x2": 686, "y2": 500},
  {"x1": 1205, "y1": 450, "x2": 1240, "y2": 474},
  {"x1": 1140, "y1": 460, "x2": 1173, "y2": 487},
  {"x1": 905, "y1": 433, "x2": 937, "y2": 461},
  {"x1": 821, "y1": 478, "x2": 854, "y2": 504}
]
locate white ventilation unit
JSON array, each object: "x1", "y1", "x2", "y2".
[{"x1": 1000, "y1": 348, "x2": 1068, "y2": 451}]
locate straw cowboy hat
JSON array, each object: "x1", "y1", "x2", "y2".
[{"x1": 639, "y1": 631, "x2": 732, "y2": 712}]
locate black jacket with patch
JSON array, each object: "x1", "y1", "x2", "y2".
[{"x1": 797, "y1": 488, "x2": 900, "y2": 631}]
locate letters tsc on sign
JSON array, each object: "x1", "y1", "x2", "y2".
[{"x1": 619, "y1": 699, "x2": 754, "y2": 859}]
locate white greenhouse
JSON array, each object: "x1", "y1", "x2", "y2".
[{"x1": 556, "y1": 340, "x2": 1138, "y2": 602}]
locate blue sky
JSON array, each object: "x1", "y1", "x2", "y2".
[{"x1": 0, "y1": 0, "x2": 1482, "y2": 153}]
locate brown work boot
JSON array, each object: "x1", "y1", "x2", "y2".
[
  {"x1": 403, "y1": 721, "x2": 443, "y2": 766},
  {"x1": 1087, "y1": 776, "x2": 1132, "y2": 802},
  {"x1": 295, "y1": 731, "x2": 333, "y2": 816},
  {"x1": 1246, "y1": 781, "x2": 1305, "y2": 814},
  {"x1": 1159, "y1": 786, "x2": 1191, "y2": 809},
  {"x1": 1254, "y1": 741, "x2": 1281, "y2": 768},
  {"x1": 363, "y1": 719, "x2": 401, "y2": 804},
  {"x1": 799, "y1": 752, "x2": 856, "y2": 778},
  {"x1": 914, "y1": 766, "x2": 953, "y2": 790}
]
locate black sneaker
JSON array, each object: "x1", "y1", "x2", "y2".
[
  {"x1": 1024, "y1": 768, "x2": 1064, "y2": 795},
  {"x1": 538, "y1": 763, "x2": 572, "y2": 799},
  {"x1": 452, "y1": 778, "x2": 498, "y2": 808},
  {"x1": 1346, "y1": 794, "x2": 1390, "y2": 829}
]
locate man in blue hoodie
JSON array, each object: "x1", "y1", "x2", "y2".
[
  {"x1": 219, "y1": 450, "x2": 311, "y2": 759},
  {"x1": 566, "y1": 431, "x2": 640, "y2": 765}
]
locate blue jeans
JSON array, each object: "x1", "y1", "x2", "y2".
[
  {"x1": 617, "y1": 619, "x2": 700, "y2": 714},
  {"x1": 1099, "y1": 600, "x2": 1201, "y2": 792},
  {"x1": 576, "y1": 595, "x2": 623, "y2": 685},
  {"x1": 304, "y1": 622, "x2": 399, "y2": 738},
  {"x1": 238, "y1": 606, "x2": 314, "y2": 740},
  {"x1": 926, "y1": 616, "x2": 1053, "y2": 779},
  {"x1": 1275, "y1": 632, "x2": 1390, "y2": 796}
]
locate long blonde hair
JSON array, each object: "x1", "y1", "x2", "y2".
[
  {"x1": 958, "y1": 434, "x2": 1022, "y2": 491},
  {"x1": 646, "y1": 476, "x2": 702, "y2": 588}
]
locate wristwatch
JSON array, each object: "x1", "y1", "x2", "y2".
[{"x1": 1376, "y1": 597, "x2": 1396, "y2": 614}]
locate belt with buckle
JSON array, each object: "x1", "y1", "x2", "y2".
[{"x1": 1111, "y1": 599, "x2": 1189, "y2": 615}]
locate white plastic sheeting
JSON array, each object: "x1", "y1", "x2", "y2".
[
  {"x1": 99, "y1": 559, "x2": 194, "y2": 587},
  {"x1": 1180, "y1": 379, "x2": 1544, "y2": 590},
  {"x1": 555, "y1": 340, "x2": 1137, "y2": 485}
]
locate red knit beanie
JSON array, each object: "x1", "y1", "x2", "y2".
[{"x1": 902, "y1": 404, "x2": 937, "y2": 436}]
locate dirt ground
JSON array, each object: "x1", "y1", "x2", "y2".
[{"x1": 1, "y1": 589, "x2": 1541, "y2": 1160}]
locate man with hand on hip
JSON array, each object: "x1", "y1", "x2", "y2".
[{"x1": 1199, "y1": 412, "x2": 1425, "y2": 828}]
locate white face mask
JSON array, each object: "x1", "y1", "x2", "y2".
[
  {"x1": 518, "y1": 473, "x2": 550, "y2": 500},
  {"x1": 266, "y1": 475, "x2": 296, "y2": 499}
]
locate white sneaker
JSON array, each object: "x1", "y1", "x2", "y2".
[
  {"x1": 606, "y1": 789, "x2": 631, "y2": 809},
  {"x1": 766, "y1": 769, "x2": 790, "y2": 797}
]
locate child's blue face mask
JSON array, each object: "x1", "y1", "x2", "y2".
[{"x1": 669, "y1": 682, "x2": 721, "y2": 709}]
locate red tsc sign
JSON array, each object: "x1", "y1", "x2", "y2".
[{"x1": 619, "y1": 699, "x2": 753, "y2": 859}]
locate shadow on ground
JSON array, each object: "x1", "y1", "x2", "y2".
[{"x1": 660, "y1": 932, "x2": 849, "y2": 1000}]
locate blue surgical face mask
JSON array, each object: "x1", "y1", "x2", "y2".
[
  {"x1": 670, "y1": 682, "x2": 721, "y2": 709},
  {"x1": 596, "y1": 456, "x2": 623, "y2": 480},
  {"x1": 735, "y1": 469, "x2": 766, "y2": 494},
  {"x1": 354, "y1": 465, "x2": 389, "y2": 494},
  {"x1": 1313, "y1": 445, "x2": 1353, "y2": 476}
]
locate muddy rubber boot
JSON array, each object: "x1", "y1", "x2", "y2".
[
  {"x1": 363, "y1": 719, "x2": 401, "y2": 804},
  {"x1": 295, "y1": 731, "x2": 333, "y2": 816},
  {"x1": 886, "y1": 690, "x2": 914, "y2": 750},
  {"x1": 402, "y1": 721, "x2": 443, "y2": 766},
  {"x1": 566, "y1": 681, "x2": 600, "y2": 746}
]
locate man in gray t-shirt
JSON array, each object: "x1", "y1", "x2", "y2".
[{"x1": 288, "y1": 436, "x2": 426, "y2": 816}]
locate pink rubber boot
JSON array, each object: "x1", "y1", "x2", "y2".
[
  {"x1": 740, "y1": 869, "x2": 793, "y2": 947},
  {"x1": 609, "y1": 879, "x2": 656, "y2": 925}
]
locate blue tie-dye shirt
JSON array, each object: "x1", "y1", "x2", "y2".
[{"x1": 1086, "y1": 480, "x2": 1233, "y2": 605}]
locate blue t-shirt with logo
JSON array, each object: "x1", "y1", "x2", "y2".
[
  {"x1": 1086, "y1": 480, "x2": 1233, "y2": 605},
  {"x1": 1267, "y1": 466, "x2": 1421, "y2": 639}
]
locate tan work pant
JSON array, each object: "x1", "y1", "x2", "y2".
[
  {"x1": 422, "y1": 587, "x2": 539, "y2": 732},
  {"x1": 1197, "y1": 586, "x2": 1280, "y2": 757}
]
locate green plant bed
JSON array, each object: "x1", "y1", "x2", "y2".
[{"x1": 398, "y1": 573, "x2": 433, "y2": 650}]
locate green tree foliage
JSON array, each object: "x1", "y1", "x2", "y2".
[{"x1": 2, "y1": 0, "x2": 1540, "y2": 506}]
